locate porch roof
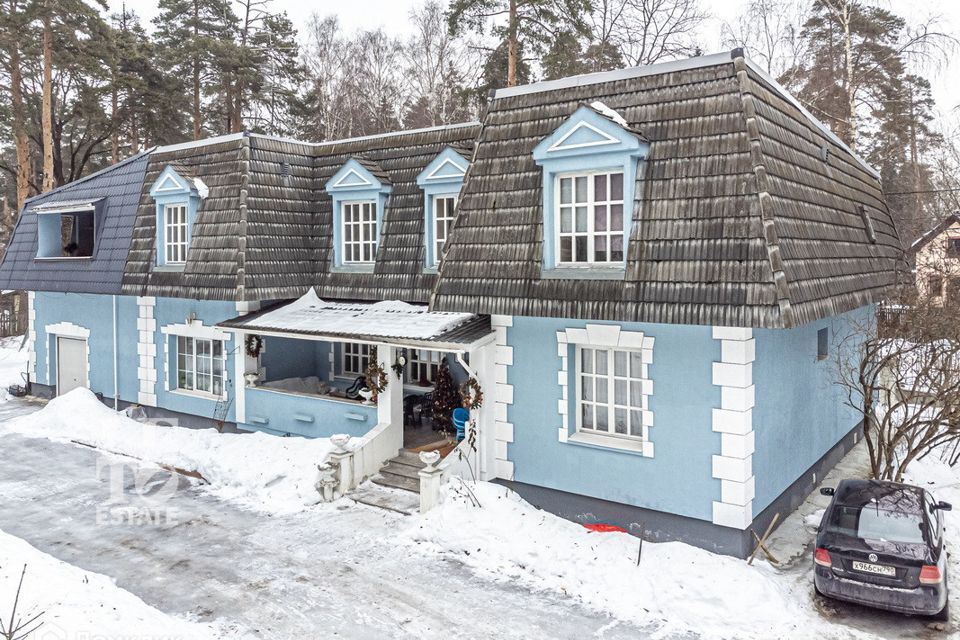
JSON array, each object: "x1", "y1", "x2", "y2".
[{"x1": 217, "y1": 289, "x2": 493, "y2": 350}]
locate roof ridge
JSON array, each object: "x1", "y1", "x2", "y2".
[
  {"x1": 731, "y1": 53, "x2": 794, "y2": 327},
  {"x1": 247, "y1": 121, "x2": 482, "y2": 150}
]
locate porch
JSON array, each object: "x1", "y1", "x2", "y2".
[{"x1": 217, "y1": 290, "x2": 499, "y2": 490}]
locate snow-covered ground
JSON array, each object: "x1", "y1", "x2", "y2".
[
  {"x1": 2, "y1": 387, "x2": 351, "y2": 514},
  {"x1": 0, "y1": 529, "x2": 223, "y2": 639}
]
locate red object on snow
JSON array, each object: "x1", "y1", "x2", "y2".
[{"x1": 582, "y1": 523, "x2": 628, "y2": 533}]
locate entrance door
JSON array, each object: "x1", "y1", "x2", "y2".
[{"x1": 57, "y1": 336, "x2": 88, "y2": 395}]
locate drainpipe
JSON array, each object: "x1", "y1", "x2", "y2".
[{"x1": 112, "y1": 294, "x2": 118, "y2": 410}]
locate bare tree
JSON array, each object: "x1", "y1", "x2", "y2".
[
  {"x1": 300, "y1": 15, "x2": 352, "y2": 141},
  {"x1": 721, "y1": 0, "x2": 808, "y2": 86},
  {"x1": 835, "y1": 271, "x2": 960, "y2": 481},
  {"x1": 591, "y1": 0, "x2": 705, "y2": 67},
  {"x1": 404, "y1": 1, "x2": 480, "y2": 128},
  {"x1": 0, "y1": 565, "x2": 44, "y2": 640}
]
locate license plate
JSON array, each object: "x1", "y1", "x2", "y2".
[{"x1": 852, "y1": 560, "x2": 896, "y2": 576}]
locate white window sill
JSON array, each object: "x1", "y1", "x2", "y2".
[
  {"x1": 34, "y1": 256, "x2": 93, "y2": 262},
  {"x1": 331, "y1": 264, "x2": 375, "y2": 274},
  {"x1": 541, "y1": 267, "x2": 625, "y2": 280},
  {"x1": 565, "y1": 431, "x2": 653, "y2": 457},
  {"x1": 154, "y1": 264, "x2": 185, "y2": 272},
  {"x1": 169, "y1": 388, "x2": 224, "y2": 402}
]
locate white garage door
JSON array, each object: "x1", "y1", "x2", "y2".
[{"x1": 57, "y1": 337, "x2": 88, "y2": 395}]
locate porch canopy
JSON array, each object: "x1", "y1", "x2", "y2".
[{"x1": 217, "y1": 288, "x2": 492, "y2": 351}]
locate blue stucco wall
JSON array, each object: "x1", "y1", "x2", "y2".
[
  {"x1": 33, "y1": 292, "x2": 139, "y2": 400},
  {"x1": 751, "y1": 305, "x2": 872, "y2": 513},
  {"x1": 33, "y1": 292, "x2": 239, "y2": 424},
  {"x1": 241, "y1": 386, "x2": 377, "y2": 438},
  {"x1": 507, "y1": 316, "x2": 721, "y2": 522}
]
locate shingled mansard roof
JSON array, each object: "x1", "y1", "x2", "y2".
[
  {"x1": 120, "y1": 123, "x2": 481, "y2": 303},
  {"x1": 430, "y1": 50, "x2": 904, "y2": 329},
  {"x1": 0, "y1": 152, "x2": 150, "y2": 294}
]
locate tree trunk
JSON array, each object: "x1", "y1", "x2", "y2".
[
  {"x1": 10, "y1": 33, "x2": 30, "y2": 211},
  {"x1": 507, "y1": 0, "x2": 517, "y2": 87},
  {"x1": 111, "y1": 84, "x2": 119, "y2": 164},
  {"x1": 41, "y1": 4, "x2": 55, "y2": 192},
  {"x1": 842, "y1": 1, "x2": 856, "y2": 150},
  {"x1": 192, "y1": 0, "x2": 202, "y2": 140}
]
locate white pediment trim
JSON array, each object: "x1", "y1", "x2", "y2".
[
  {"x1": 424, "y1": 157, "x2": 467, "y2": 181},
  {"x1": 333, "y1": 168, "x2": 374, "y2": 189},
  {"x1": 548, "y1": 120, "x2": 621, "y2": 153},
  {"x1": 154, "y1": 173, "x2": 186, "y2": 192}
]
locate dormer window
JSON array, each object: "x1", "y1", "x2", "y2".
[
  {"x1": 533, "y1": 102, "x2": 648, "y2": 276},
  {"x1": 557, "y1": 171, "x2": 624, "y2": 264},
  {"x1": 149, "y1": 164, "x2": 207, "y2": 269},
  {"x1": 33, "y1": 199, "x2": 103, "y2": 260},
  {"x1": 325, "y1": 158, "x2": 392, "y2": 270},
  {"x1": 417, "y1": 146, "x2": 469, "y2": 269}
]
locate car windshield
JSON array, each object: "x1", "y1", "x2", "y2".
[{"x1": 827, "y1": 503, "x2": 926, "y2": 545}]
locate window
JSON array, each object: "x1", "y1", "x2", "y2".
[
  {"x1": 406, "y1": 349, "x2": 441, "y2": 385},
  {"x1": 557, "y1": 171, "x2": 624, "y2": 265},
  {"x1": 341, "y1": 201, "x2": 378, "y2": 264},
  {"x1": 36, "y1": 210, "x2": 95, "y2": 258},
  {"x1": 164, "y1": 203, "x2": 189, "y2": 264},
  {"x1": 432, "y1": 196, "x2": 457, "y2": 266},
  {"x1": 176, "y1": 336, "x2": 224, "y2": 396},
  {"x1": 929, "y1": 275, "x2": 944, "y2": 298},
  {"x1": 342, "y1": 342, "x2": 372, "y2": 376},
  {"x1": 947, "y1": 237, "x2": 960, "y2": 258},
  {"x1": 577, "y1": 346, "x2": 645, "y2": 439},
  {"x1": 817, "y1": 327, "x2": 829, "y2": 360}
]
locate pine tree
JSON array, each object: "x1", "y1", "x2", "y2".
[
  {"x1": 447, "y1": 0, "x2": 590, "y2": 87},
  {"x1": 153, "y1": 0, "x2": 237, "y2": 139},
  {"x1": 432, "y1": 357, "x2": 460, "y2": 432}
]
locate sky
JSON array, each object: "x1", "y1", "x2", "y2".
[{"x1": 107, "y1": 0, "x2": 960, "y2": 122}]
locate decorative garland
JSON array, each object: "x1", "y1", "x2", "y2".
[
  {"x1": 364, "y1": 346, "x2": 389, "y2": 402},
  {"x1": 245, "y1": 334, "x2": 264, "y2": 358},
  {"x1": 459, "y1": 377, "x2": 484, "y2": 410}
]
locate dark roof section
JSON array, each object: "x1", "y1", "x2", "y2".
[
  {"x1": 908, "y1": 212, "x2": 960, "y2": 255},
  {"x1": 430, "y1": 51, "x2": 904, "y2": 329},
  {"x1": 0, "y1": 152, "x2": 150, "y2": 294},
  {"x1": 352, "y1": 156, "x2": 391, "y2": 185},
  {"x1": 121, "y1": 124, "x2": 481, "y2": 302}
]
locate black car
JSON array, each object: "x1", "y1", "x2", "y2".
[{"x1": 814, "y1": 479, "x2": 951, "y2": 620}]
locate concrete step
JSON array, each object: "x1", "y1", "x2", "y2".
[
  {"x1": 379, "y1": 461, "x2": 422, "y2": 480},
  {"x1": 371, "y1": 472, "x2": 420, "y2": 494},
  {"x1": 391, "y1": 450, "x2": 428, "y2": 469},
  {"x1": 349, "y1": 484, "x2": 419, "y2": 515}
]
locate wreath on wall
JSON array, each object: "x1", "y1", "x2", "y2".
[
  {"x1": 459, "y1": 377, "x2": 484, "y2": 410},
  {"x1": 245, "y1": 334, "x2": 264, "y2": 358},
  {"x1": 364, "y1": 346, "x2": 389, "y2": 402}
]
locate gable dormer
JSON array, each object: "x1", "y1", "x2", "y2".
[
  {"x1": 532, "y1": 103, "x2": 648, "y2": 275},
  {"x1": 149, "y1": 164, "x2": 208, "y2": 268},
  {"x1": 324, "y1": 157, "x2": 393, "y2": 270},
  {"x1": 416, "y1": 146, "x2": 470, "y2": 269}
]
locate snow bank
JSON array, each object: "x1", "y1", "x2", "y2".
[
  {"x1": 0, "y1": 335, "x2": 29, "y2": 399},
  {"x1": 1, "y1": 388, "x2": 349, "y2": 514},
  {"x1": 0, "y1": 529, "x2": 219, "y2": 639},
  {"x1": 405, "y1": 481, "x2": 868, "y2": 640}
]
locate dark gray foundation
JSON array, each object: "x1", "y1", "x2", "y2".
[{"x1": 497, "y1": 422, "x2": 862, "y2": 558}]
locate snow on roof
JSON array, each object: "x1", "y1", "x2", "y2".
[
  {"x1": 590, "y1": 101, "x2": 628, "y2": 128},
  {"x1": 232, "y1": 288, "x2": 477, "y2": 340}
]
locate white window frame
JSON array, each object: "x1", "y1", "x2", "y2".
[
  {"x1": 164, "y1": 202, "x2": 189, "y2": 264},
  {"x1": 432, "y1": 194, "x2": 458, "y2": 266},
  {"x1": 405, "y1": 349, "x2": 441, "y2": 386},
  {"x1": 176, "y1": 335, "x2": 225, "y2": 397},
  {"x1": 575, "y1": 346, "x2": 647, "y2": 441},
  {"x1": 341, "y1": 342, "x2": 372, "y2": 377},
  {"x1": 341, "y1": 200, "x2": 378, "y2": 264},
  {"x1": 554, "y1": 169, "x2": 625, "y2": 266}
]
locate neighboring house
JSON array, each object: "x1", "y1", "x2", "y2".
[
  {"x1": 909, "y1": 212, "x2": 960, "y2": 302},
  {"x1": 0, "y1": 50, "x2": 902, "y2": 557}
]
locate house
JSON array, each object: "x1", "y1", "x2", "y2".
[
  {"x1": 0, "y1": 50, "x2": 902, "y2": 557},
  {"x1": 909, "y1": 212, "x2": 960, "y2": 302}
]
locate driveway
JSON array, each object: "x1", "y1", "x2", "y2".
[{"x1": 0, "y1": 400, "x2": 676, "y2": 639}]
